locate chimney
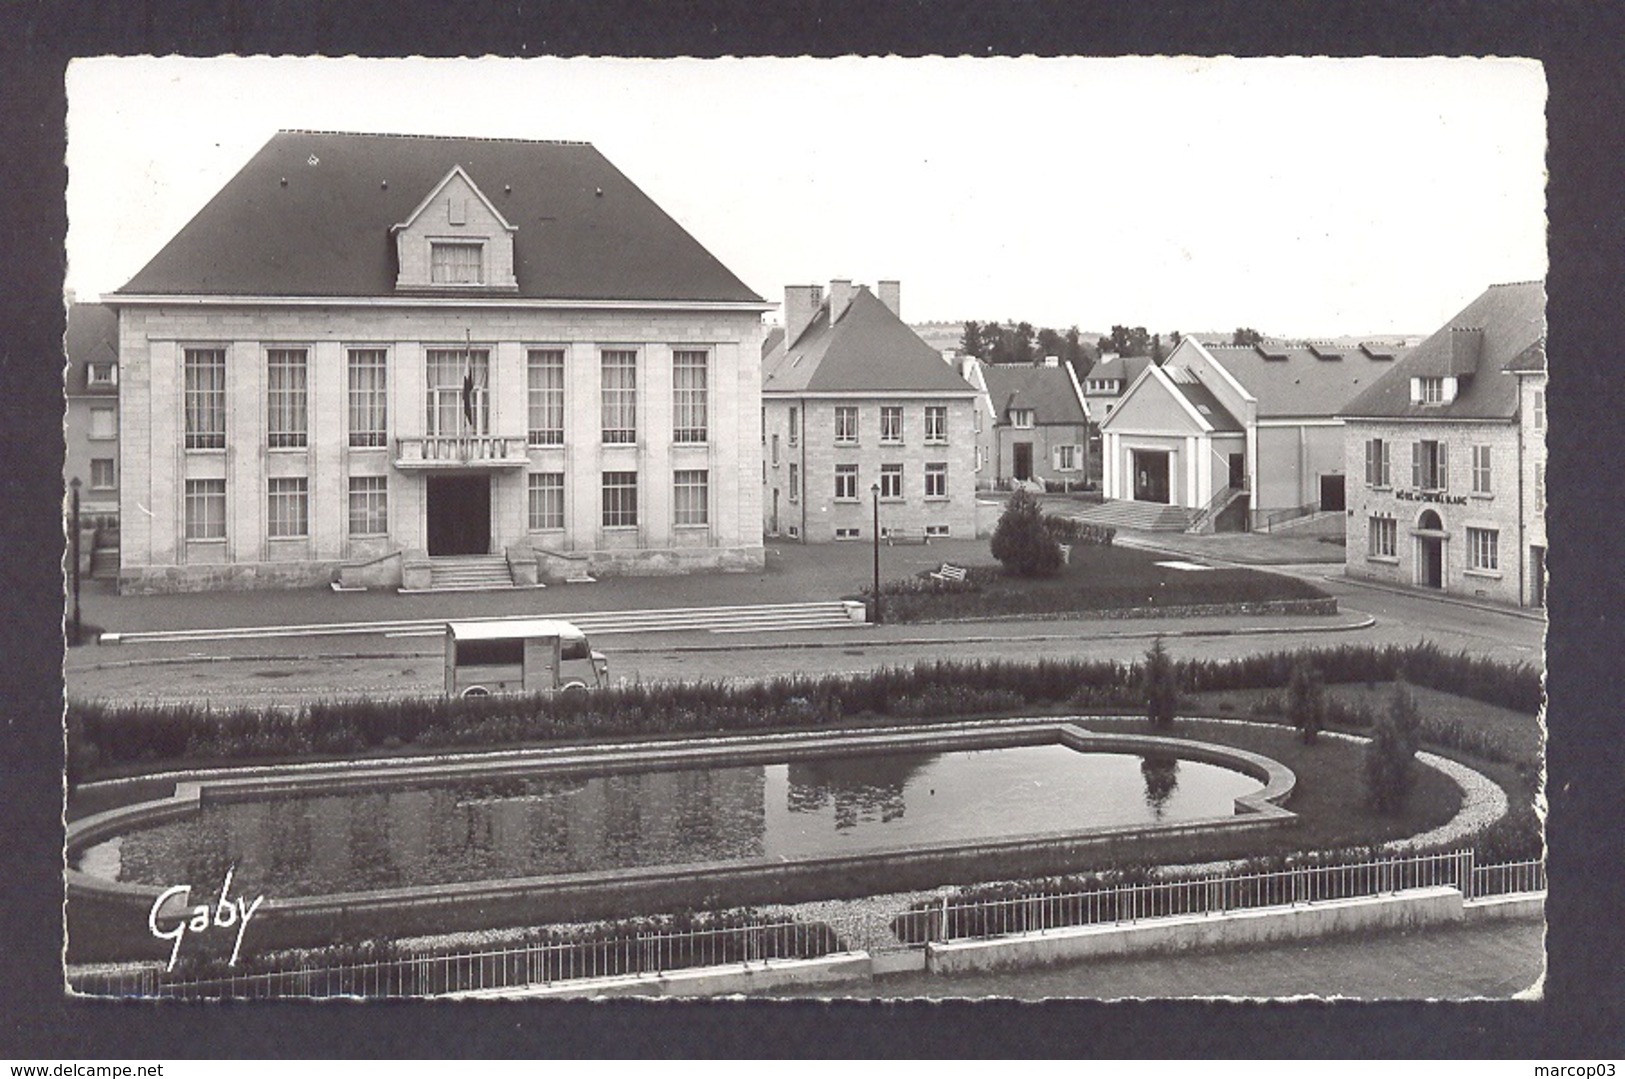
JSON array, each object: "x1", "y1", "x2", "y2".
[
  {"x1": 878, "y1": 280, "x2": 901, "y2": 319},
  {"x1": 961, "y1": 357, "x2": 978, "y2": 383},
  {"x1": 784, "y1": 284, "x2": 823, "y2": 346},
  {"x1": 828, "y1": 279, "x2": 854, "y2": 324},
  {"x1": 941, "y1": 348, "x2": 958, "y2": 364},
  {"x1": 1043, "y1": 355, "x2": 1059, "y2": 368},
  {"x1": 1449, "y1": 327, "x2": 1483, "y2": 376}
]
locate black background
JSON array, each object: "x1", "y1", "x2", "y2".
[{"x1": 2, "y1": 0, "x2": 1621, "y2": 1059}]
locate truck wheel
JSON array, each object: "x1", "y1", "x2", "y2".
[
  {"x1": 560, "y1": 681, "x2": 588, "y2": 695},
  {"x1": 460, "y1": 685, "x2": 491, "y2": 698}
]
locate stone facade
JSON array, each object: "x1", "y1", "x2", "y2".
[
  {"x1": 763, "y1": 396, "x2": 979, "y2": 543},
  {"x1": 116, "y1": 302, "x2": 765, "y2": 591},
  {"x1": 1342, "y1": 416, "x2": 1539, "y2": 607}
]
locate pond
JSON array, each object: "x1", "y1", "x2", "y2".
[{"x1": 76, "y1": 744, "x2": 1261, "y2": 897}]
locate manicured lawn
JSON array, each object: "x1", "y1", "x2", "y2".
[{"x1": 875, "y1": 542, "x2": 1330, "y2": 622}]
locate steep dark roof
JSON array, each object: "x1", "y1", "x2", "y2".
[
  {"x1": 65, "y1": 303, "x2": 118, "y2": 395},
  {"x1": 1086, "y1": 354, "x2": 1151, "y2": 387},
  {"x1": 1503, "y1": 337, "x2": 1547, "y2": 374},
  {"x1": 115, "y1": 130, "x2": 762, "y2": 303},
  {"x1": 763, "y1": 288, "x2": 976, "y2": 395},
  {"x1": 1340, "y1": 281, "x2": 1545, "y2": 421},
  {"x1": 761, "y1": 326, "x2": 785, "y2": 360},
  {"x1": 1198, "y1": 342, "x2": 1400, "y2": 418},
  {"x1": 980, "y1": 363, "x2": 1087, "y2": 426},
  {"x1": 1164, "y1": 371, "x2": 1244, "y2": 432}
]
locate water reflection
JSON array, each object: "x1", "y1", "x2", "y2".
[
  {"x1": 1139, "y1": 754, "x2": 1181, "y2": 819},
  {"x1": 85, "y1": 746, "x2": 1260, "y2": 897},
  {"x1": 785, "y1": 753, "x2": 931, "y2": 828}
]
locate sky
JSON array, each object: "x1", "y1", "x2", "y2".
[{"x1": 65, "y1": 56, "x2": 1547, "y2": 338}]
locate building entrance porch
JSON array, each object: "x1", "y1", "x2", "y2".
[{"x1": 1132, "y1": 449, "x2": 1171, "y2": 504}]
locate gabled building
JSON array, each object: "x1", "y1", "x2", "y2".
[
  {"x1": 1340, "y1": 281, "x2": 1546, "y2": 607},
  {"x1": 1098, "y1": 337, "x2": 1401, "y2": 530},
  {"x1": 969, "y1": 358, "x2": 1091, "y2": 490},
  {"x1": 65, "y1": 302, "x2": 121, "y2": 524},
  {"x1": 761, "y1": 280, "x2": 979, "y2": 542},
  {"x1": 1080, "y1": 353, "x2": 1152, "y2": 424},
  {"x1": 107, "y1": 130, "x2": 770, "y2": 592}
]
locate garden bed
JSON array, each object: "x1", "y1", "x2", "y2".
[{"x1": 865, "y1": 544, "x2": 1332, "y2": 623}]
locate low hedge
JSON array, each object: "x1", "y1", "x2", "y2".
[{"x1": 67, "y1": 643, "x2": 1541, "y2": 784}]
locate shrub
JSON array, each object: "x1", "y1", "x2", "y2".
[
  {"x1": 1285, "y1": 657, "x2": 1327, "y2": 744},
  {"x1": 1365, "y1": 676, "x2": 1422, "y2": 813},
  {"x1": 1140, "y1": 636, "x2": 1181, "y2": 728},
  {"x1": 1042, "y1": 514, "x2": 1115, "y2": 547},
  {"x1": 990, "y1": 489, "x2": 1063, "y2": 576}
]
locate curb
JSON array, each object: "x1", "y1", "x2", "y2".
[
  {"x1": 65, "y1": 615, "x2": 1378, "y2": 672},
  {"x1": 1325, "y1": 574, "x2": 1548, "y2": 623}
]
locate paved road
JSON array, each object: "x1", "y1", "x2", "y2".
[
  {"x1": 760, "y1": 919, "x2": 1545, "y2": 1000},
  {"x1": 63, "y1": 585, "x2": 1542, "y2": 704}
]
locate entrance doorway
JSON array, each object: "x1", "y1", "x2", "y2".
[
  {"x1": 1228, "y1": 453, "x2": 1245, "y2": 490},
  {"x1": 427, "y1": 475, "x2": 491, "y2": 556},
  {"x1": 1417, "y1": 509, "x2": 1443, "y2": 589},
  {"x1": 1132, "y1": 449, "x2": 1171, "y2": 504},
  {"x1": 1013, "y1": 442, "x2": 1033, "y2": 482},
  {"x1": 1530, "y1": 545, "x2": 1546, "y2": 607},
  {"x1": 1320, "y1": 474, "x2": 1346, "y2": 512}
]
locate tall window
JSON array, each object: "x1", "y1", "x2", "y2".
[
  {"x1": 1364, "y1": 438, "x2": 1391, "y2": 487},
  {"x1": 347, "y1": 348, "x2": 388, "y2": 448},
  {"x1": 1535, "y1": 465, "x2": 1545, "y2": 512},
  {"x1": 925, "y1": 462, "x2": 948, "y2": 498},
  {"x1": 1056, "y1": 445, "x2": 1078, "y2": 471},
  {"x1": 184, "y1": 348, "x2": 227, "y2": 450},
  {"x1": 924, "y1": 406, "x2": 948, "y2": 444},
  {"x1": 184, "y1": 479, "x2": 226, "y2": 540},
  {"x1": 672, "y1": 350, "x2": 709, "y2": 443},
  {"x1": 771, "y1": 434, "x2": 780, "y2": 465},
  {"x1": 880, "y1": 463, "x2": 903, "y2": 500},
  {"x1": 788, "y1": 406, "x2": 799, "y2": 446},
  {"x1": 90, "y1": 459, "x2": 116, "y2": 490},
  {"x1": 834, "y1": 406, "x2": 858, "y2": 444},
  {"x1": 602, "y1": 471, "x2": 638, "y2": 527},
  {"x1": 348, "y1": 475, "x2": 388, "y2": 535},
  {"x1": 266, "y1": 348, "x2": 308, "y2": 449},
  {"x1": 528, "y1": 472, "x2": 564, "y2": 530},
  {"x1": 1467, "y1": 527, "x2": 1499, "y2": 572},
  {"x1": 601, "y1": 350, "x2": 637, "y2": 443},
  {"x1": 674, "y1": 469, "x2": 709, "y2": 526},
  {"x1": 789, "y1": 462, "x2": 800, "y2": 502},
  {"x1": 1532, "y1": 390, "x2": 1545, "y2": 430},
  {"x1": 1413, "y1": 440, "x2": 1448, "y2": 490},
  {"x1": 425, "y1": 348, "x2": 489, "y2": 436},
  {"x1": 834, "y1": 464, "x2": 858, "y2": 501},
  {"x1": 89, "y1": 406, "x2": 116, "y2": 440},
  {"x1": 430, "y1": 241, "x2": 483, "y2": 284},
  {"x1": 1369, "y1": 515, "x2": 1396, "y2": 558},
  {"x1": 1471, "y1": 444, "x2": 1493, "y2": 495},
  {"x1": 267, "y1": 477, "x2": 309, "y2": 538},
  {"x1": 527, "y1": 349, "x2": 565, "y2": 446},
  {"x1": 879, "y1": 405, "x2": 903, "y2": 444}
]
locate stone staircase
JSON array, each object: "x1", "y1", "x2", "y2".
[
  {"x1": 1065, "y1": 499, "x2": 1199, "y2": 533},
  {"x1": 420, "y1": 555, "x2": 517, "y2": 593}
]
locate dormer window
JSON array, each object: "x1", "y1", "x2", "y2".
[
  {"x1": 431, "y1": 241, "x2": 484, "y2": 285},
  {"x1": 1418, "y1": 377, "x2": 1445, "y2": 405},
  {"x1": 87, "y1": 362, "x2": 117, "y2": 387},
  {"x1": 1010, "y1": 409, "x2": 1035, "y2": 429}
]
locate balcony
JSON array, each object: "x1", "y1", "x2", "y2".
[{"x1": 393, "y1": 435, "x2": 529, "y2": 470}]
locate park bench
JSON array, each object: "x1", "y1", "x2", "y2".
[{"x1": 929, "y1": 563, "x2": 968, "y2": 583}]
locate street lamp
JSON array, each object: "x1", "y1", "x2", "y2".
[
  {"x1": 870, "y1": 482, "x2": 882, "y2": 625},
  {"x1": 69, "y1": 476, "x2": 82, "y2": 645}
]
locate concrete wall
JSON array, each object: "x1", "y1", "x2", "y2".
[
  {"x1": 117, "y1": 303, "x2": 765, "y2": 591},
  {"x1": 65, "y1": 395, "x2": 121, "y2": 520},
  {"x1": 928, "y1": 886, "x2": 1465, "y2": 974},
  {"x1": 763, "y1": 395, "x2": 979, "y2": 543},
  {"x1": 1343, "y1": 416, "x2": 1530, "y2": 606},
  {"x1": 1256, "y1": 421, "x2": 1346, "y2": 515},
  {"x1": 993, "y1": 422, "x2": 1089, "y2": 487}
]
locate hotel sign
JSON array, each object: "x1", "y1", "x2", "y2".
[{"x1": 1395, "y1": 489, "x2": 1467, "y2": 506}]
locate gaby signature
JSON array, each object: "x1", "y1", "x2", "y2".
[{"x1": 147, "y1": 867, "x2": 266, "y2": 972}]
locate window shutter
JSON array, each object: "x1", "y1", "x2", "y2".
[
  {"x1": 1439, "y1": 445, "x2": 1448, "y2": 491},
  {"x1": 1412, "y1": 443, "x2": 1421, "y2": 488},
  {"x1": 1365, "y1": 440, "x2": 1375, "y2": 485},
  {"x1": 1409, "y1": 378, "x2": 1422, "y2": 404},
  {"x1": 1052, "y1": 445, "x2": 1062, "y2": 469}
]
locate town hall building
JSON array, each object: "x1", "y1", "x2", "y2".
[{"x1": 108, "y1": 130, "x2": 771, "y2": 592}]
